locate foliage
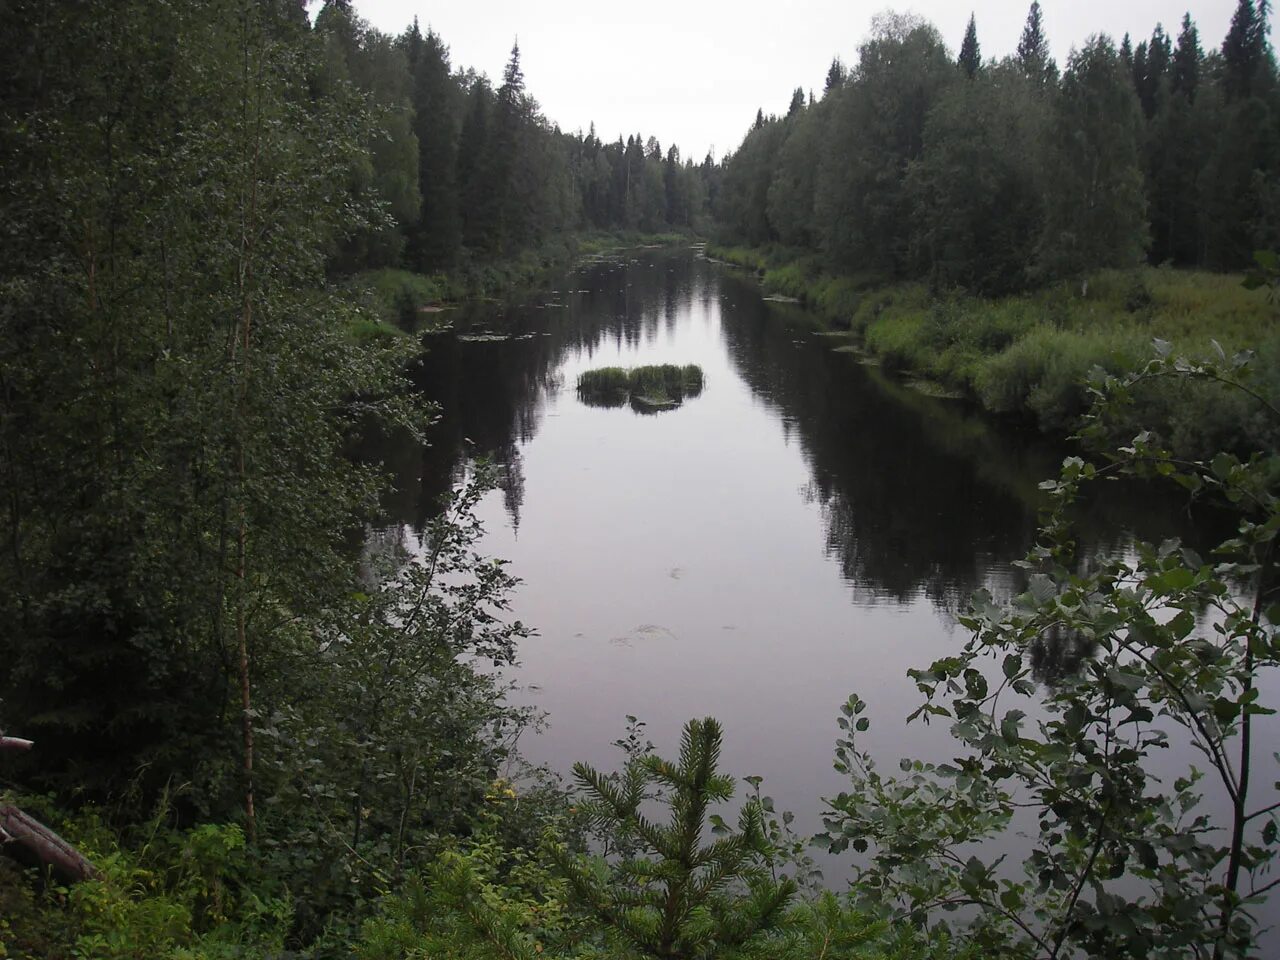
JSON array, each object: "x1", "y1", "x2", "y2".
[
  {"x1": 0, "y1": 811, "x2": 289, "y2": 960},
  {"x1": 550, "y1": 717, "x2": 797, "y2": 960},
  {"x1": 250, "y1": 466, "x2": 535, "y2": 937},
  {"x1": 715, "y1": 5, "x2": 1280, "y2": 284},
  {"x1": 347, "y1": 268, "x2": 448, "y2": 328},
  {"x1": 820, "y1": 339, "x2": 1280, "y2": 958}
]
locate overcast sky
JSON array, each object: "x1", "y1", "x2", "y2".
[{"x1": 347, "y1": 1, "x2": 1243, "y2": 162}]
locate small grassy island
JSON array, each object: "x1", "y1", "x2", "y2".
[{"x1": 577, "y1": 364, "x2": 705, "y2": 413}]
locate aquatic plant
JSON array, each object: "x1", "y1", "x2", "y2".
[
  {"x1": 575, "y1": 367, "x2": 632, "y2": 407},
  {"x1": 576, "y1": 364, "x2": 705, "y2": 412}
]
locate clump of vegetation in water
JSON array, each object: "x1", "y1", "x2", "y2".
[
  {"x1": 575, "y1": 367, "x2": 632, "y2": 407},
  {"x1": 576, "y1": 364, "x2": 704, "y2": 413}
]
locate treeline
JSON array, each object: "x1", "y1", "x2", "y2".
[
  {"x1": 312, "y1": 0, "x2": 712, "y2": 276},
  {"x1": 716, "y1": 1, "x2": 1280, "y2": 294}
]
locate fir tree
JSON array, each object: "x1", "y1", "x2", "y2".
[{"x1": 958, "y1": 13, "x2": 981, "y2": 79}]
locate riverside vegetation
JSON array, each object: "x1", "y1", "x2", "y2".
[
  {"x1": 711, "y1": 2, "x2": 1280, "y2": 457},
  {"x1": 2, "y1": 0, "x2": 1280, "y2": 959}
]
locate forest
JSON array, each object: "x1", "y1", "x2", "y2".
[
  {"x1": 711, "y1": 2, "x2": 1280, "y2": 453},
  {"x1": 1, "y1": 1, "x2": 1279, "y2": 959}
]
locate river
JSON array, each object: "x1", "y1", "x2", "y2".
[{"x1": 363, "y1": 245, "x2": 1253, "y2": 896}]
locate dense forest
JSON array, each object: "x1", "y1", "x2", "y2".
[
  {"x1": 2, "y1": 1, "x2": 1280, "y2": 959},
  {"x1": 312, "y1": 0, "x2": 714, "y2": 276},
  {"x1": 716, "y1": 1, "x2": 1279, "y2": 290}
]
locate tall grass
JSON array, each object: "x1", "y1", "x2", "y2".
[
  {"x1": 576, "y1": 367, "x2": 632, "y2": 407},
  {"x1": 577, "y1": 364, "x2": 705, "y2": 411}
]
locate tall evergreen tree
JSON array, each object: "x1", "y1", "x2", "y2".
[
  {"x1": 457, "y1": 79, "x2": 494, "y2": 250},
  {"x1": 958, "y1": 13, "x2": 981, "y2": 79},
  {"x1": 1223, "y1": 0, "x2": 1270, "y2": 99},
  {"x1": 824, "y1": 57, "x2": 846, "y2": 94},
  {"x1": 1136, "y1": 25, "x2": 1172, "y2": 118},
  {"x1": 1016, "y1": 1, "x2": 1055, "y2": 83},
  {"x1": 407, "y1": 26, "x2": 462, "y2": 270},
  {"x1": 1172, "y1": 14, "x2": 1203, "y2": 99},
  {"x1": 787, "y1": 86, "x2": 805, "y2": 116}
]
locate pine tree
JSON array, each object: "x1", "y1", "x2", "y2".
[
  {"x1": 1016, "y1": 1, "x2": 1055, "y2": 83},
  {"x1": 550, "y1": 718, "x2": 796, "y2": 960},
  {"x1": 958, "y1": 13, "x2": 981, "y2": 79}
]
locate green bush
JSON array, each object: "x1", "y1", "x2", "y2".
[{"x1": 0, "y1": 811, "x2": 290, "y2": 960}]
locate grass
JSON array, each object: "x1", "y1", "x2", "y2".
[
  {"x1": 576, "y1": 229, "x2": 699, "y2": 256},
  {"x1": 577, "y1": 364, "x2": 705, "y2": 412},
  {"x1": 709, "y1": 242, "x2": 1278, "y2": 451}
]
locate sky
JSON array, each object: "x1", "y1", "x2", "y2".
[{"x1": 345, "y1": 0, "x2": 1244, "y2": 162}]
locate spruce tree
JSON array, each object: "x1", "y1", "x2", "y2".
[
  {"x1": 1223, "y1": 0, "x2": 1261, "y2": 99},
  {"x1": 824, "y1": 56, "x2": 846, "y2": 94},
  {"x1": 407, "y1": 27, "x2": 461, "y2": 270},
  {"x1": 1137, "y1": 25, "x2": 1171, "y2": 118},
  {"x1": 1016, "y1": 1, "x2": 1055, "y2": 83},
  {"x1": 958, "y1": 13, "x2": 981, "y2": 79},
  {"x1": 550, "y1": 718, "x2": 797, "y2": 960},
  {"x1": 787, "y1": 86, "x2": 805, "y2": 116},
  {"x1": 1172, "y1": 13, "x2": 1202, "y2": 99}
]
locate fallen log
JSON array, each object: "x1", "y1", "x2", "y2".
[{"x1": 0, "y1": 803, "x2": 98, "y2": 883}]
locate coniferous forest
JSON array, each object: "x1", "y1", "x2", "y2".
[{"x1": 2, "y1": 1, "x2": 1280, "y2": 959}]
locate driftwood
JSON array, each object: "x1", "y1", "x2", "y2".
[{"x1": 0, "y1": 732, "x2": 98, "y2": 883}]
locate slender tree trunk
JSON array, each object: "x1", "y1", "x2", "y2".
[{"x1": 233, "y1": 8, "x2": 264, "y2": 843}]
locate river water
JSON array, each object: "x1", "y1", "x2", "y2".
[{"x1": 364, "y1": 246, "x2": 1255, "y2": 895}]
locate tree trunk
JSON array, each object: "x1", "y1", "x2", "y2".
[{"x1": 0, "y1": 804, "x2": 98, "y2": 884}]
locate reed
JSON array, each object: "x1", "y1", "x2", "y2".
[{"x1": 576, "y1": 364, "x2": 705, "y2": 412}]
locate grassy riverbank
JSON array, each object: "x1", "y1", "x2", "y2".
[
  {"x1": 346, "y1": 230, "x2": 699, "y2": 340},
  {"x1": 709, "y1": 243, "x2": 1278, "y2": 455}
]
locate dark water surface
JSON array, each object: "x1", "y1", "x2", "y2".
[{"x1": 364, "y1": 247, "x2": 1235, "y2": 883}]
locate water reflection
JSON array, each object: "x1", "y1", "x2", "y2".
[{"x1": 365, "y1": 248, "x2": 1190, "y2": 615}]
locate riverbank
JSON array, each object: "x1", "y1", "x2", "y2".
[
  {"x1": 345, "y1": 230, "x2": 700, "y2": 341},
  {"x1": 708, "y1": 243, "x2": 1278, "y2": 457}
]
